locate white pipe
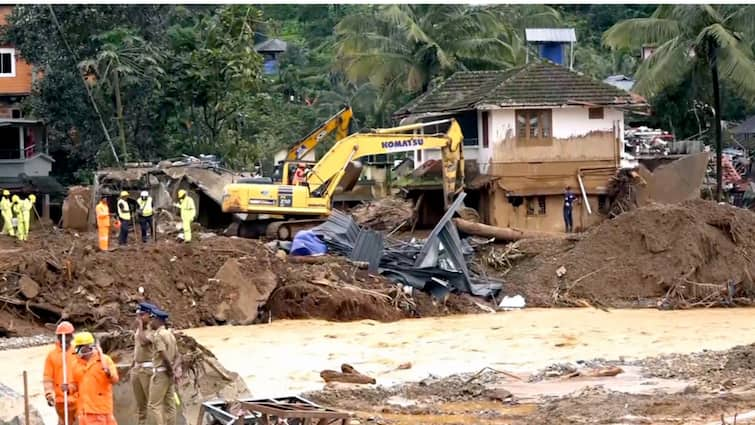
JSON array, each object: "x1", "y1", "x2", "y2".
[
  {"x1": 577, "y1": 173, "x2": 592, "y2": 215},
  {"x1": 61, "y1": 334, "x2": 69, "y2": 425}
]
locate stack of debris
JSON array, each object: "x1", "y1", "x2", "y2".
[
  {"x1": 312, "y1": 194, "x2": 503, "y2": 300},
  {"x1": 351, "y1": 197, "x2": 415, "y2": 231}
]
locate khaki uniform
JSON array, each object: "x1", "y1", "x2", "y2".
[
  {"x1": 146, "y1": 326, "x2": 177, "y2": 425},
  {"x1": 132, "y1": 328, "x2": 154, "y2": 425}
]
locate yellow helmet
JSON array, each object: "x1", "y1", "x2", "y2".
[
  {"x1": 28, "y1": 194, "x2": 36, "y2": 202},
  {"x1": 2, "y1": 190, "x2": 8, "y2": 196},
  {"x1": 178, "y1": 189, "x2": 186, "y2": 198},
  {"x1": 11, "y1": 195, "x2": 19, "y2": 202},
  {"x1": 72, "y1": 331, "x2": 95, "y2": 348},
  {"x1": 120, "y1": 191, "x2": 129, "y2": 197}
]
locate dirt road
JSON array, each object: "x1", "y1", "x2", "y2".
[{"x1": 4, "y1": 308, "x2": 755, "y2": 425}]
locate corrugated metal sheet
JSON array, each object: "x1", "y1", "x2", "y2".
[{"x1": 525, "y1": 28, "x2": 576, "y2": 43}]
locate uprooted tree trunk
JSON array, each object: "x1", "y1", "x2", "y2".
[{"x1": 453, "y1": 218, "x2": 566, "y2": 241}]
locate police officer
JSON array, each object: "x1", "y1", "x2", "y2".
[
  {"x1": 136, "y1": 191, "x2": 154, "y2": 243},
  {"x1": 146, "y1": 307, "x2": 178, "y2": 425},
  {"x1": 133, "y1": 302, "x2": 157, "y2": 425},
  {"x1": 563, "y1": 186, "x2": 578, "y2": 233},
  {"x1": 117, "y1": 191, "x2": 132, "y2": 246}
]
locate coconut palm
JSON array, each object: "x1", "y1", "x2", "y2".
[
  {"x1": 604, "y1": 5, "x2": 755, "y2": 200},
  {"x1": 334, "y1": 5, "x2": 560, "y2": 97},
  {"x1": 80, "y1": 28, "x2": 164, "y2": 163}
]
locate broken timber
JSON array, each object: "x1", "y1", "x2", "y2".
[
  {"x1": 453, "y1": 218, "x2": 566, "y2": 241},
  {"x1": 198, "y1": 396, "x2": 349, "y2": 425}
]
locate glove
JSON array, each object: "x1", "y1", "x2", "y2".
[{"x1": 45, "y1": 393, "x2": 54, "y2": 407}]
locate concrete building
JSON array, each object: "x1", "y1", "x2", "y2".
[{"x1": 394, "y1": 61, "x2": 648, "y2": 233}]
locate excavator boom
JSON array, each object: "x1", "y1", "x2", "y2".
[{"x1": 285, "y1": 106, "x2": 353, "y2": 161}]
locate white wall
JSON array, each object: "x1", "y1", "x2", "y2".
[{"x1": 0, "y1": 155, "x2": 52, "y2": 177}]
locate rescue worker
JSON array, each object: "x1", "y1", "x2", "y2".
[
  {"x1": 292, "y1": 162, "x2": 307, "y2": 185},
  {"x1": 146, "y1": 307, "x2": 178, "y2": 425},
  {"x1": 173, "y1": 190, "x2": 195, "y2": 243},
  {"x1": 136, "y1": 191, "x2": 154, "y2": 243},
  {"x1": 95, "y1": 197, "x2": 110, "y2": 251},
  {"x1": 132, "y1": 302, "x2": 157, "y2": 425},
  {"x1": 0, "y1": 189, "x2": 13, "y2": 236},
  {"x1": 563, "y1": 186, "x2": 578, "y2": 233},
  {"x1": 72, "y1": 332, "x2": 119, "y2": 425},
  {"x1": 20, "y1": 194, "x2": 34, "y2": 241},
  {"x1": 117, "y1": 191, "x2": 132, "y2": 246},
  {"x1": 11, "y1": 195, "x2": 23, "y2": 241},
  {"x1": 43, "y1": 321, "x2": 78, "y2": 425}
]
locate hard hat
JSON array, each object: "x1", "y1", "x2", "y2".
[
  {"x1": 11, "y1": 195, "x2": 19, "y2": 202},
  {"x1": 72, "y1": 332, "x2": 95, "y2": 348},
  {"x1": 29, "y1": 194, "x2": 36, "y2": 202},
  {"x1": 136, "y1": 301, "x2": 157, "y2": 315},
  {"x1": 120, "y1": 191, "x2": 129, "y2": 197},
  {"x1": 2, "y1": 190, "x2": 8, "y2": 196},
  {"x1": 55, "y1": 321, "x2": 74, "y2": 335},
  {"x1": 178, "y1": 189, "x2": 186, "y2": 198},
  {"x1": 140, "y1": 191, "x2": 148, "y2": 198}
]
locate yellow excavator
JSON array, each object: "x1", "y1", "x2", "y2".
[
  {"x1": 271, "y1": 105, "x2": 353, "y2": 185},
  {"x1": 222, "y1": 118, "x2": 465, "y2": 239}
]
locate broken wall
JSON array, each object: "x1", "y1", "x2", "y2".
[
  {"x1": 61, "y1": 186, "x2": 92, "y2": 231},
  {"x1": 637, "y1": 152, "x2": 710, "y2": 205}
]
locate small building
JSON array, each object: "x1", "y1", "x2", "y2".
[
  {"x1": 525, "y1": 28, "x2": 576, "y2": 69},
  {"x1": 254, "y1": 38, "x2": 288, "y2": 76},
  {"x1": 394, "y1": 60, "x2": 648, "y2": 233}
]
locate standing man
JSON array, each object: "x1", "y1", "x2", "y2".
[
  {"x1": 136, "y1": 191, "x2": 154, "y2": 243},
  {"x1": 146, "y1": 308, "x2": 179, "y2": 425},
  {"x1": 20, "y1": 194, "x2": 34, "y2": 241},
  {"x1": 117, "y1": 191, "x2": 132, "y2": 246},
  {"x1": 174, "y1": 190, "x2": 195, "y2": 243},
  {"x1": 72, "y1": 332, "x2": 119, "y2": 425},
  {"x1": 95, "y1": 197, "x2": 111, "y2": 251},
  {"x1": 11, "y1": 195, "x2": 23, "y2": 241},
  {"x1": 43, "y1": 321, "x2": 77, "y2": 425},
  {"x1": 132, "y1": 302, "x2": 156, "y2": 425},
  {"x1": 563, "y1": 186, "x2": 578, "y2": 233},
  {"x1": 0, "y1": 189, "x2": 13, "y2": 236},
  {"x1": 292, "y1": 163, "x2": 307, "y2": 185}
]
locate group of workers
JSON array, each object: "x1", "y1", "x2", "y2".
[
  {"x1": 94, "y1": 190, "x2": 196, "y2": 251},
  {"x1": 0, "y1": 189, "x2": 37, "y2": 241},
  {"x1": 43, "y1": 302, "x2": 179, "y2": 425}
]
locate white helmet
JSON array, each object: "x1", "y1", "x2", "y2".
[{"x1": 140, "y1": 191, "x2": 148, "y2": 198}]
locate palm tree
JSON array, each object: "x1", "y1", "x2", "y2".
[
  {"x1": 334, "y1": 5, "x2": 559, "y2": 97},
  {"x1": 80, "y1": 28, "x2": 164, "y2": 163},
  {"x1": 604, "y1": 5, "x2": 755, "y2": 200}
]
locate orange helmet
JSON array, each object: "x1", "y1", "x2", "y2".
[{"x1": 56, "y1": 321, "x2": 74, "y2": 335}]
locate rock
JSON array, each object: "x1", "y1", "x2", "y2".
[
  {"x1": 213, "y1": 259, "x2": 277, "y2": 325},
  {"x1": 0, "y1": 382, "x2": 45, "y2": 425},
  {"x1": 92, "y1": 270, "x2": 114, "y2": 288},
  {"x1": 18, "y1": 275, "x2": 39, "y2": 299},
  {"x1": 214, "y1": 301, "x2": 230, "y2": 322},
  {"x1": 484, "y1": 388, "x2": 513, "y2": 402}
]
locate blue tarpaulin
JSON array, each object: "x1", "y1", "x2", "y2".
[{"x1": 290, "y1": 230, "x2": 327, "y2": 256}]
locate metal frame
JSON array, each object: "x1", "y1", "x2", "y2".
[{"x1": 197, "y1": 396, "x2": 349, "y2": 425}]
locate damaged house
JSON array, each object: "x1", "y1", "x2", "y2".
[{"x1": 394, "y1": 60, "x2": 648, "y2": 233}]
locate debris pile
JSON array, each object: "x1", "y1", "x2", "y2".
[
  {"x1": 605, "y1": 169, "x2": 645, "y2": 218},
  {"x1": 350, "y1": 197, "x2": 415, "y2": 231},
  {"x1": 504, "y1": 200, "x2": 755, "y2": 308},
  {"x1": 313, "y1": 194, "x2": 503, "y2": 300}
]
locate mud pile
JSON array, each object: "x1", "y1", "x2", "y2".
[
  {"x1": 0, "y1": 230, "x2": 481, "y2": 336},
  {"x1": 504, "y1": 200, "x2": 755, "y2": 307}
]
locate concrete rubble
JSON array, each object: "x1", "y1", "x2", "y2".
[{"x1": 0, "y1": 382, "x2": 44, "y2": 425}]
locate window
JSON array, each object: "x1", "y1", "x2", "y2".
[
  {"x1": 525, "y1": 196, "x2": 547, "y2": 216},
  {"x1": 0, "y1": 49, "x2": 15, "y2": 77},
  {"x1": 588, "y1": 107, "x2": 604, "y2": 120},
  {"x1": 11, "y1": 109, "x2": 21, "y2": 119},
  {"x1": 516, "y1": 109, "x2": 552, "y2": 141}
]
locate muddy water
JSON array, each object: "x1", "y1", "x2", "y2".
[{"x1": 4, "y1": 308, "x2": 755, "y2": 425}]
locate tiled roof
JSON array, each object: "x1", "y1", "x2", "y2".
[
  {"x1": 395, "y1": 61, "x2": 647, "y2": 117},
  {"x1": 525, "y1": 28, "x2": 577, "y2": 43}
]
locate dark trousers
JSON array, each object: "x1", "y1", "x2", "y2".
[
  {"x1": 139, "y1": 215, "x2": 153, "y2": 242},
  {"x1": 563, "y1": 207, "x2": 573, "y2": 233},
  {"x1": 119, "y1": 218, "x2": 130, "y2": 245}
]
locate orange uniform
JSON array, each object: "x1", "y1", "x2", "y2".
[
  {"x1": 73, "y1": 350, "x2": 119, "y2": 425},
  {"x1": 95, "y1": 200, "x2": 110, "y2": 251},
  {"x1": 43, "y1": 343, "x2": 79, "y2": 425}
]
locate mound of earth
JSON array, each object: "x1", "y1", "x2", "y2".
[
  {"x1": 504, "y1": 200, "x2": 755, "y2": 307},
  {"x1": 0, "y1": 230, "x2": 486, "y2": 336}
]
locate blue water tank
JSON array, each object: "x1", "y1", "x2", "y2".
[{"x1": 539, "y1": 42, "x2": 565, "y2": 65}]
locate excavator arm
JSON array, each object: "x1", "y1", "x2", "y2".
[
  {"x1": 285, "y1": 106, "x2": 354, "y2": 161},
  {"x1": 306, "y1": 118, "x2": 464, "y2": 208}
]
